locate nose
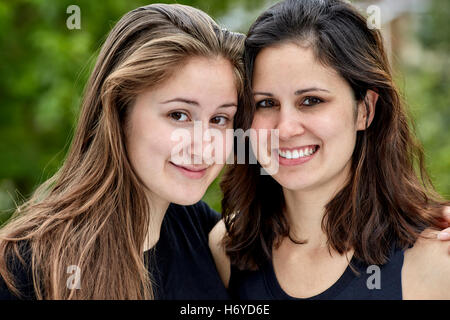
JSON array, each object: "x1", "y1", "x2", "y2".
[
  {"x1": 190, "y1": 120, "x2": 213, "y2": 164},
  {"x1": 276, "y1": 105, "x2": 305, "y2": 141}
]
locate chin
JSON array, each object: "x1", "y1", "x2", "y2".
[
  {"x1": 169, "y1": 190, "x2": 205, "y2": 206},
  {"x1": 172, "y1": 198, "x2": 203, "y2": 206},
  {"x1": 273, "y1": 175, "x2": 314, "y2": 191}
]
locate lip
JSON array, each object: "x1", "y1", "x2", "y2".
[
  {"x1": 277, "y1": 145, "x2": 319, "y2": 166},
  {"x1": 170, "y1": 162, "x2": 208, "y2": 179}
]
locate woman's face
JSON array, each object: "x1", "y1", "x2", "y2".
[
  {"x1": 126, "y1": 56, "x2": 237, "y2": 205},
  {"x1": 251, "y1": 43, "x2": 368, "y2": 193}
]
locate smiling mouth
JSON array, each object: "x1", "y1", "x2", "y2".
[
  {"x1": 170, "y1": 162, "x2": 209, "y2": 171},
  {"x1": 278, "y1": 145, "x2": 319, "y2": 159},
  {"x1": 169, "y1": 161, "x2": 209, "y2": 179}
]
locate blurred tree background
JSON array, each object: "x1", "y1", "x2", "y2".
[
  {"x1": 400, "y1": 0, "x2": 450, "y2": 197},
  {"x1": 0, "y1": 0, "x2": 448, "y2": 226}
]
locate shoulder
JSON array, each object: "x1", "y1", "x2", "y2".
[
  {"x1": 208, "y1": 219, "x2": 231, "y2": 287},
  {"x1": 402, "y1": 228, "x2": 450, "y2": 299},
  {"x1": 192, "y1": 201, "x2": 221, "y2": 227},
  {"x1": 167, "y1": 201, "x2": 221, "y2": 233}
]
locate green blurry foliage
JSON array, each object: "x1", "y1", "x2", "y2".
[
  {"x1": 0, "y1": 0, "x2": 264, "y2": 223},
  {"x1": 401, "y1": 0, "x2": 450, "y2": 197},
  {"x1": 0, "y1": 0, "x2": 448, "y2": 225}
]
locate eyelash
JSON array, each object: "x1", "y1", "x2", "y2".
[
  {"x1": 255, "y1": 96, "x2": 324, "y2": 108},
  {"x1": 303, "y1": 96, "x2": 323, "y2": 106},
  {"x1": 255, "y1": 99, "x2": 278, "y2": 109},
  {"x1": 169, "y1": 111, "x2": 189, "y2": 122},
  {"x1": 168, "y1": 111, "x2": 231, "y2": 126}
]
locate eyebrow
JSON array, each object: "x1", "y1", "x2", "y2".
[
  {"x1": 295, "y1": 87, "x2": 330, "y2": 95},
  {"x1": 253, "y1": 87, "x2": 330, "y2": 96},
  {"x1": 162, "y1": 98, "x2": 237, "y2": 109}
]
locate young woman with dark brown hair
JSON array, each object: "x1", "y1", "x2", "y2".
[
  {"x1": 210, "y1": 0, "x2": 450, "y2": 299},
  {"x1": 0, "y1": 4, "x2": 245, "y2": 299}
]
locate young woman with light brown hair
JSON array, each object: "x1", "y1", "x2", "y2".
[
  {"x1": 210, "y1": 0, "x2": 450, "y2": 300},
  {"x1": 0, "y1": 3, "x2": 244, "y2": 299}
]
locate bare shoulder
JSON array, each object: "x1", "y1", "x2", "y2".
[
  {"x1": 208, "y1": 219, "x2": 231, "y2": 287},
  {"x1": 402, "y1": 228, "x2": 450, "y2": 299}
]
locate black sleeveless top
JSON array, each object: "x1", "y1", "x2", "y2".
[{"x1": 228, "y1": 245, "x2": 405, "y2": 300}]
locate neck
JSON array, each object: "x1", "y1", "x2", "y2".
[
  {"x1": 282, "y1": 166, "x2": 351, "y2": 250},
  {"x1": 143, "y1": 193, "x2": 170, "y2": 252}
]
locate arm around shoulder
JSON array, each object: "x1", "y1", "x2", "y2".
[
  {"x1": 402, "y1": 230, "x2": 450, "y2": 299},
  {"x1": 208, "y1": 219, "x2": 231, "y2": 288}
]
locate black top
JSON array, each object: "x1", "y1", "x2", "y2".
[
  {"x1": 148, "y1": 201, "x2": 228, "y2": 299},
  {"x1": 0, "y1": 201, "x2": 229, "y2": 300},
  {"x1": 228, "y1": 245, "x2": 405, "y2": 300}
]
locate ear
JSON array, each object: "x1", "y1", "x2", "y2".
[{"x1": 356, "y1": 89, "x2": 378, "y2": 131}]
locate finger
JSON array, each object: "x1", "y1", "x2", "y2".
[{"x1": 437, "y1": 227, "x2": 450, "y2": 241}]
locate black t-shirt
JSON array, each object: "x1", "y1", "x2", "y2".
[
  {"x1": 0, "y1": 201, "x2": 229, "y2": 300},
  {"x1": 148, "y1": 201, "x2": 229, "y2": 299}
]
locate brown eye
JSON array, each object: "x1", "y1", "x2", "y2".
[
  {"x1": 211, "y1": 116, "x2": 228, "y2": 126},
  {"x1": 169, "y1": 112, "x2": 189, "y2": 121},
  {"x1": 303, "y1": 97, "x2": 323, "y2": 106},
  {"x1": 256, "y1": 99, "x2": 277, "y2": 108}
]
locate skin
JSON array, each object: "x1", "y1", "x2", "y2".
[
  {"x1": 125, "y1": 56, "x2": 237, "y2": 251},
  {"x1": 209, "y1": 43, "x2": 450, "y2": 299}
]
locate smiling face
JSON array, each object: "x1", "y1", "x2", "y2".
[
  {"x1": 251, "y1": 43, "x2": 368, "y2": 193},
  {"x1": 125, "y1": 56, "x2": 238, "y2": 205}
]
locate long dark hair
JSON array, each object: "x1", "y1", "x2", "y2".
[{"x1": 221, "y1": 0, "x2": 447, "y2": 270}]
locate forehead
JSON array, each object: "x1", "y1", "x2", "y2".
[
  {"x1": 252, "y1": 42, "x2": 345, "y2": 92},
  {"x1": 156, "y1": 56, "x2": 238, "y2": 101}
]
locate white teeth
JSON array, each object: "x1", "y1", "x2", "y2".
[{"x1": 278, "y1": 146, "x2": 317, "y2": 159}]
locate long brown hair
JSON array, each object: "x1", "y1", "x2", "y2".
[
  {"x1": 221, "y1": 0, "x2": 447, "y2": 270},
  {"x1": 0, "y1": 4, "x2": 244, "y2": 299}
]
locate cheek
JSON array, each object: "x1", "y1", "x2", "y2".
[
  {"x1": 127, "y1": 117, "x2": 174, "y2": 168},
  {"x1": 251, "y1": 113, "x2": 273, "y2": 139},
  {"x1": 317, "y1": 111, "x2": 357, "y2": 158},
  {"x1": 250, "y1": 112, "x2": 273, "y2": 130},
  {"x1": 315, "y1": 116, "x2": 339, "y2": 139},
  {"x1": 316, "y1": 104, "x2": 356, "y2": 137},
  {"x1": 206, "y1": 129, "x2": 234, "y2": 165}
]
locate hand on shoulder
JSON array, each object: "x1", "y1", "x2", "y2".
[
  {"x1": 436, "y1": 206, "x2": 450, "y2": 241},
  {"x1": 208, "y1": 219, "x2": 231, "y2": 287},
  {"x1": 402, "y1": 228, "x2": 450, "y2": 299}
]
